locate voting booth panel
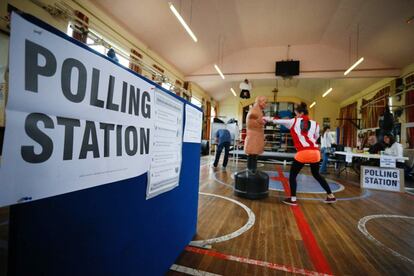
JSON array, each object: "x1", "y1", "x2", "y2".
[
  {"x1": 8, "y1": 143, "x2": 200, "y2": 276},
  {"x1": 210, "y1": 122, "x2": 239, "y2": 145},
  {"x1": 3, "y1": 13, "x2": 202, "y2": 276}
]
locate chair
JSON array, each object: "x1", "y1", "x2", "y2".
[
  {"x1": 329, "y1": 144, "x2": 349, "y2": 177},
  {"x1": 403, "y1": 149, "x2": 414, "y2": 180}
]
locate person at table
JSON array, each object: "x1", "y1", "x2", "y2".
[
  {"x1": 367, "y1": 135, "x2": 384, "y2": 154},
  {"x1": 213, "y1": 128, "x2": 231, "y2": 170},
  {"x1": 353, "y1": 135, "x2": 384, "y2": 172},
  {"x1": 320, "y1": 126, "x2": 335, "y2": 174},
  {"x1": 264, "y1": 102, "x2": 336, "y2": 205},
  {"x1": 383, "y1": 134, "x2": 405, "y2": 168}
]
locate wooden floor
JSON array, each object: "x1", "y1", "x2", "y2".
[
  {"x1": 169, "y1": 156, "x2": 414, "y2": 276},
  {"x1": 0, "y1": 157, "x2": 413, "y2": 275}
]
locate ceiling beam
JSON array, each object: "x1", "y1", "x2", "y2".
[{"x1": 185, "y1": 68, "x2": 401, "y2": 82}]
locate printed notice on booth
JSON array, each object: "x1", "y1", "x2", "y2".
[
  {"x1": 146, "y1": 89, "x2": 183, "y2": 199},
  {"x1": 183, "y1": 104, "x2": 202, "y2": 143}
]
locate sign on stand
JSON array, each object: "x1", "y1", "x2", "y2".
[
  {"x1": 380, "y1": 155, "x2": 396, "y2": 168},
  {"x1": 361, "y1": 166, "x2": 404, "y2": 192}
]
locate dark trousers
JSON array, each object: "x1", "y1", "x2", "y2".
[
  {"x1": 214, "y1": 142, "x2": 230, "y2": 167},
  {"x1": 289, "y1": 160, "x2": 332, "y2": 197}
]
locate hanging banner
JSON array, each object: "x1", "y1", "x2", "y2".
[
  {"x1": 183, "y1": 104, "x2": 203, "y2": 143},
  {"x1": 0, "y1": 13, "x2": 158, "y2": 207}
]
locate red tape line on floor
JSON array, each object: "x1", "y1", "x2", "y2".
[
  {"x1": 185, "y1": 246, "x2": 332, "y2": 276},
  {"x1": 276, "y1": 166, "x2": 334, "y2": 275}
]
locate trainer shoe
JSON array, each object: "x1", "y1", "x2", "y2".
[
  {"x1": 324, "y1": 197, "x2": 337, "y2": 204},
  {"x1": 282, "y1": 198, "x2": 298, "y2": 206}
]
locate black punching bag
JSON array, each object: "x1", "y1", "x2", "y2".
[{"x1": 234, "y1": 155, "x2": 269, "y2": 199}]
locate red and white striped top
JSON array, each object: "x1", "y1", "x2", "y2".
[{"x1": 273, "y1": 116, "x2": 320, "y2": 151}]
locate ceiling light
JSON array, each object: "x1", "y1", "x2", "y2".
[
  {"x1": 169, "y1": 3, "x2": 198, "y2": 42},
  {"x1": 344, "y1": 57, "x2": 364, "y2": 76},
  {"x1": 214, "y1": 64, "x2": 225, "y2": 79},
  {"x1": 230, "y1": 88, "x2": 237, "y2": 97},
  {"x1": 310, "y1": 102, "x2": 316, "y2": 108},
  {"x1": 322, "y1": 87, "x2": 333, "y2": 98}
]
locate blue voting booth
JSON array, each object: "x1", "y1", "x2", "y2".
[{"x1": 7, "y1": 13, "x2": 201, "y2": 276}]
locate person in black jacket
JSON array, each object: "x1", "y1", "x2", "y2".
[
  {"x1": 367, "y1": 135, "x2": 385, "y2": 154},
  {"x1": 354, "y1": 135, "x2": 385, "y2": 173}
]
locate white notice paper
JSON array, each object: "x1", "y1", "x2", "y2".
[
  {"x1": 147, "y1": 89, "x2": 183, "y2": 199},
  {"x1": 183, "y1": 104, "x2": 203, "y2": 143},
  {"x1": 380, "y1": 155, "x2": 396, "y2": 168}
]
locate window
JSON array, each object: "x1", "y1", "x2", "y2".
[
  {"x1": 66, "y1": 22, "x2": 73, "y2": 37},
  {"x1": 161, "y1": 82, "x2": 172, "y2": 91},
  {"x1": 86, "y1": 36, "x2": 106, "y2": 55},
  {"x1": 183, "y1": 93, "x2": 190, "y2": 101},
  {"x1": 211, "y1": 106, "x2": 216, "y2": 118},
  {"x1": 115, "y1": 53, "x2": 130, "y2": 68},
  {"x1": 191, "y1": 97, "x2": 202, "y2": 108},
  {"x1": 67, "y1": 24, "x2": 130, "y2": 68}
]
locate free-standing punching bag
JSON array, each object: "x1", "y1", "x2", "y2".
[
  {"x1": 234, "y1": 96, "x2": 269, "y2": 199},
  {"x1": 234, "y1": 155, "x2": 269, "y2": 199}
]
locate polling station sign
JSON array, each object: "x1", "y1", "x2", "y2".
[
  {"x1": 361, "y1": 166, "x2": 404, "y2": 192},
  {"x1": 0, "y1": 13, "x2": 157, "y2": 207}
]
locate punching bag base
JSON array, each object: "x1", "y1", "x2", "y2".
[{"x1": 234, "y1": 170, "x2": 269, "y2": 200}]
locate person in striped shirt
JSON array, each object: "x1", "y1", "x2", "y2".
[{"x1": 265, "y1": 102, "x2": 336, "y2": 205}]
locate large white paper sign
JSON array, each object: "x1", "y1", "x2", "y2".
[
  {"x1": 361, "y1": 166, "x2": 401, "y2": 192},
  {"x1": 0, "y1": 13, "x2": 157, "y2": 207}
]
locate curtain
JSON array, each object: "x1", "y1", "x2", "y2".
[
  {"x1": 72, "y1": 11, "x2": 89, "y2": 43},
  {"x1": 151, "y1": 64, "x2": 164, "y2": 83},
  {"x1": 338, "y1": 102, "x2": 357, "y2": 147},
  {"x1": 129, "y1": 49, "x2": 142, "y2": 74},
  {"x1": 405, "y1": 74, "x2": 414, "y2": 148},
  {"x1": 203, "y1": 101, "x2": 211, "y2": 140},
  {"x1": 174, "y1": 80, "x2": 183, "y2": 97},
  {"x1": 361, "y1": 86, "x2": 390, "y2": 129}
]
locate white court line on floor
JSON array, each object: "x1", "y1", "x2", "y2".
[
  {"x1": 190, "y1": 192, "x2": 255, "y2": 248},
  {"x1": 357, "y1": 214, "x2": 414, "y2": 265},
  {"x1": 229, "y1": 172, "x2": 345, "y2": 194},
  {"x1": 212, "y1": 170, "x2": 371, "y2": 201},
  {"x1": 170, "y1": 264, "x2": 222, "y2": 276}
]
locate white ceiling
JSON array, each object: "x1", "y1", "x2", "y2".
[{"x1": 92, "y1": 0, "x2": 414, "y2": 101}]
